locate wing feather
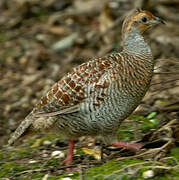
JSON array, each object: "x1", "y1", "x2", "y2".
[
  {"x1": 34, "y1": 54, "x2": 120, "y2": 116},
  {"x1": 34, "y1": 104, "x2": 79, "y2": 117}
]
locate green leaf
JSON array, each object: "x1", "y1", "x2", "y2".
[{"x1": 147, "y1": 112, "x2": 157, "y2": 119}]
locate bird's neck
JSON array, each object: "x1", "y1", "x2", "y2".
[{"x1": 122, "y1": 31, "x2": 152, "y2": 55}]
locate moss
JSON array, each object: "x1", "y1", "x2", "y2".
[
  {"x1": 77, "y1": 148, "x2": 85, "y2": 155},
  {"x1": 20, "y1": 178, "x2": 32, "y2": 180},
  {"x1": 31, "y1": 172, "x2": 44, "y2": 179},
  {"x1": 117, "y1": 125, "x2": 135, "y2": 141},
  {"x1": 129, "y1": 114, "x2": 159, "y2": 133},
  {"x1": 170, "y1": 169, "x2": 179, "y2": 179},
  {"x1": 28, "y1": 134, "x2": 61, "y2": 147},
  {"x1": 0, "y1": 147, "x2": 178, "y2": 180},
  {"x1": 86, "y1": 159, "x2": 144, "y2": 178},
  {"x1": 47, "y1": 177, "x2": 60, "y2": 180},
  {"x1": 86, "y1": 161, "x2": 117, "y2": 177},
  {"x1": 44, "y1": 158, "x2": 61, "y2": 167},
  {"x1": 170, "y1": 147, "x2": 179, "y2": 161},
  {"x1": 0, "y1": 151, "x2": 3, "y2": 159},
  {"x1": 117, "y1": 112, "x2": 158, "y2": 140},
  {"x1": 7, "y1": 148, "x2": 31, "y2": 160},
  {"x1": 58, "y1": 171, "x2": 79, "y2": 179},
  {"x1": 85, "y1": 159, "x2": 163, "y2": 180},
  {"x1": 0, "y1": 162, "x2": 28, "y2": 178},
  {"x1": 0, "y1": 131, "x2": 177, "y2": 179},
  {"x1": 152, "y1": 170, "x2": 179, "y2": 180}
]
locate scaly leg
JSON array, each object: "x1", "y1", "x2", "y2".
[
  {"x1": 61, "y1": 140, "x2": 75, "y2": 165},
  {"x1": 111, "y1": 141, "x2": 143, "y2": 151}
]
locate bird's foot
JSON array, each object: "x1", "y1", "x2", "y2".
[
  {"x1": 61, "y1": 157, "x2": 79, "y2": 172},
  {"x1": 61, "y1": 156, "x2": 73, "y2": 166},
  {"x1": 111, "y1": 141, "x2": 143, "y2": 151},
  {"x1": 61, "y1": 140, "x2": 78, "y2": 171}
]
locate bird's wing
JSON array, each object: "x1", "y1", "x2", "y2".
[
  {"x1": 33, "y1": 104, "x2": 79, "y2": 117},
  {"x1": 8, "y1": 54, "x2": 121, "y2": 145},
  {"x1": 33, "y1": 54, "x2": 120, "y2": 117}
]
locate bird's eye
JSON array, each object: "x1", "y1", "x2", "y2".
[{"x1": 141, "y1": 16, "x2": 147, "y2": 23}]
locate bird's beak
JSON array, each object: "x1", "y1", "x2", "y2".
[{"x1": 153, "y1": 16, "x2": 165, "y2": 24}]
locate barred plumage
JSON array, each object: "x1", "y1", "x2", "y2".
[{"x1": 8, "y1": 9, "x2": 164, "y2": 165}]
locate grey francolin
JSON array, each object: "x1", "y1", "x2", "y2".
[{"x1": 8, "y1": 9, "x2": 164, "y2": 165}]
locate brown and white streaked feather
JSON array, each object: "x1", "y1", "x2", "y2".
[{"x1": 8, "y1": 55, "x2": 118, "y2": 145}]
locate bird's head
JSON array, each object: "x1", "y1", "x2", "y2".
[{"x1": 122, "y1": 9, "x2": 164, "y2": 37}]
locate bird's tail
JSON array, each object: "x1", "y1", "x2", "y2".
[{"x1": 8, "y1": 113, "x2": 34, "y2": 146}]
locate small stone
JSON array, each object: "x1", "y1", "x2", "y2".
[
  {"x1": 19, "y1": 56, "x2": 27, "y2": 65},
  {"x1": 42, "y1": 174, "x2": 49, "y2": 180},
  {"x1": 29, "y1": 160, "x2": 37, "y2": 164},
  {"x1": 68, "y1": 173, "x2": 74, "y2": 176},
  {"x1": 42, "y1": 153, "x2": 48, "y2": 158},
  {"x1": 43, "y1": 140, "x2": 52, "y2": 146},
  {"x1": 61, "y1": 178, "x2": 72, "y2": 180},
  {"x1": 142, "y1": 170, "x2": 154, "y2": 179},
  {"x1": 36, "y1": 34, "x2": 46, "y2": 41},
  {"x1": 51, "y1": 150, "x2": 65, "y2": 158},
  {"x1": 52, "y1": 32, "x2": 78, "y2": 51}
]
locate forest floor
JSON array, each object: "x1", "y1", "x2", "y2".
[{"x1": 0, "y1": 0, "x2": 179, "y2": 179}]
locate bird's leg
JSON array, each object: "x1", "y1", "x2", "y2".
[
  {"x1": 111, "y1": 141, "x2": 143, "y2": 151},
  {"x1": 61, "y1": 140, "x2": 75, "y2": 165}
]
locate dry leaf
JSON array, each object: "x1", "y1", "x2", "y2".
[{"x1": 82, "y1": 147, "x2": 101, "y2": 160}]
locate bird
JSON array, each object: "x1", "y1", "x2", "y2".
[{"x1": 8, "y1": 9, "x2": 164, "y2": 166}]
